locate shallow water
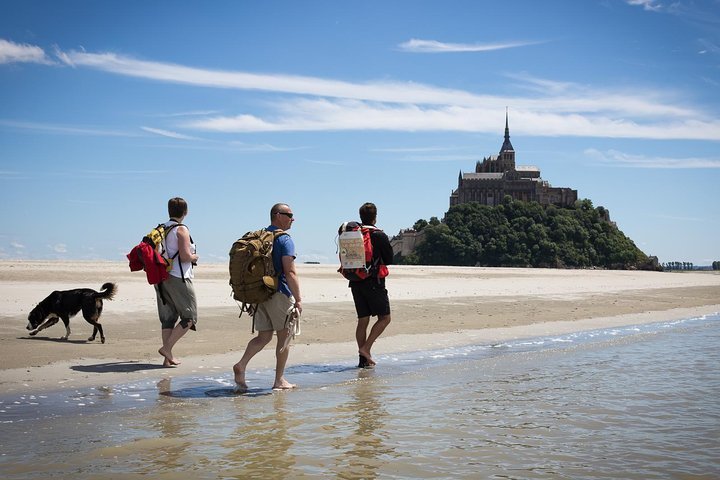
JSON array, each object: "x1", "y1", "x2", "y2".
[{"x1": 1, "y1": 314, "x2": 719, "y2": 479}]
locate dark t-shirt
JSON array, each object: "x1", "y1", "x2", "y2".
[{"x1": 370, "y1": 228, "x2": 393, "y2": 266}]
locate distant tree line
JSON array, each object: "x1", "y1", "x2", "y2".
[
  {"x1": 713, "y1": 261, "x2": 720, "y2": 271},
  {"x1": 398, "y1": 197, "x2": 653, "y2": 270}
]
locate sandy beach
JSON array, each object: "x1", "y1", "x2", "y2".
[{"x1": 1, "y1": 260, "x2": 718, "y2": 395}]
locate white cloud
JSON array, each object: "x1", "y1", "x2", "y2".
[
  {"x1": 13, "y1": 46, "x2": 718, "y2": 141},
  {"x1": 185, "y1": 98, "x2": 720, "y2": 140},
  {"x1": 0, "y1": 39, "x2": 53, "y2": 65},
  {"x1": 0, "y1": 120, "x2": 140, "y2": 137},
  {"x1": 149, "y1": 110, "x2": 221, "y2": 118},
  {"x1": 584, "y1": 148, "x2": 720, "y2": 168},
  {"x1": 55, "y1": 50, "x2": 487, "y2": 106},
  {"x1": 626, "y1": 0, "x2": 662, "y2": 12},
  {"x1": 141, "y1": 126, "x2": 200, "y2": 140},
  {"x1": 227, "y1": 141, "x2": 301, "y2": 152},
  {"x1": 51, "y1": 243, "x2": 67, "y2": 253},
  {"x1": 652, "y1": 213, "x2": 706, "y2": 222},
  {"x1": 398, "y1": 38, "x2": 544, "y2": 53},
  {"x1": 10, "y1": 241, "x2": 25, "y2": 249},
  {"x1": 371, "y1": 146, "x2": 465, "y2": 153}
]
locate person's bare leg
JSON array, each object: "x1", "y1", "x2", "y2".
[
  {"x1": 358, "y1": 314, "x2": 391, "y2": 366},
  {"x1": 159, "y1": 323, "x2": 190, "y2": 365},
  {"x1": 273, "y1": 328, "x2": 296, "y2": 390},
  {"x1": 356, "y1": 316, "x2": 371, "y2": 367},
  {"x1": 356, "y1": 316, "x2": 370, "y2": 348},
  {"x1": 160, "y1": 329, "x2": 173, "y2": 366},
  {"x1": 233, "y1": 330, "x2": 273, "y2": 391}
]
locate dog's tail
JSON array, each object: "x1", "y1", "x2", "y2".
[{"x1": 96, "y1": 282, "x2": 117, "y2": 301}]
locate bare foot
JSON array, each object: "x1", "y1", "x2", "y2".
[
  {"x1": 358, "y1": 347, "x2": 376, "y2": 366},
  {"x1": 158, "y1": 348, "x2": 180, "y2": 366},
  {"x1": 233, "y1": 363, "x2": 248, "y2": 392},
  {"x1": 272, "y1": 378, "x2": 297, "y2": 390}
]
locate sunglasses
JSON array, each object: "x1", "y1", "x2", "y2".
[{"x1": 276, "y1": 212, "x2": 294, "y2": 218}]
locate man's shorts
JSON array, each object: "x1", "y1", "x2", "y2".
[
  {"x1": 254, "y1": 292, "x2": 295, "y2": 332},
  {"x1": 155, "y1": 276, "x2": 197, "y2": 330},
  {"x1": 350, "y1": 280, "x2": 390, "y2": 318}
]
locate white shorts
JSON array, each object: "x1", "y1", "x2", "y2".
[{"x1": 253, "y1": 292, "x2": 295, "y2": 332}]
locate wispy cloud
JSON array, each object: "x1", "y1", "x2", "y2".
[
  {"x1": 55, "y1": 49, "x2": 485, "y2": 106},
  {"x1": 141, "y1": 126, "x2": 200, "y2": 140},
  {"x1": 652, "y1": 213, "x2": 706, "y2": 222},
  {"x1": 626, "y1": 0, "x2": 662, "y2": 12},
  {"x1": 147, "y1": 110, "x2": 221, "y2": 118},
  {"x1": 585, "y1": 148, "x2": 720, "y2": 168},
  {"x1": 306, "y1": 159, "x2": 345, "y2": 166},
  {"x1": 371, "y1": 146, "x2": 466, "y2": 153},
  {"x1": 395, "y1": 154, "x2": 481, "y2": 163},
  {"x1": 398, "y1": 38, "x2": 544, "y2": 53},
  {"x1": 5, "y1": 40, "x2": 720, "y2": 141},
  {"x1": 0, "y1": 119, "x2": 140, "y2": 137},
  {"x1": 50, "y1": 243, "x2": 67, "y2": 254},
  {"x1": 185, "y1": 97, "x2": 720, "y2": 140},
  {"x1": 227, "y1": 141, "x2": 303, "y2": 152},
  {"x1": 0, "y1": 39, "x2": 54, "y2": 64}
]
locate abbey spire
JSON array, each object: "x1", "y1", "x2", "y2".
[
  {"x1": 498, "y1": 108, "x2": 515, "y2": 171},
  {"x1": 500, "y1": 107, "x2": 514, "y2": 154}
]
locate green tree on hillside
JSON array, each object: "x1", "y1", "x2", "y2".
[{"x1": 404, "y1": 197, "x2": 649, "y2": 269}]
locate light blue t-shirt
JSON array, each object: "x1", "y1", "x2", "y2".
[{"x1": 267, "y1": 225, "x2": 296, "y2": 297}]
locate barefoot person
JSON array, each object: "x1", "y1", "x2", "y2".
[
  {"x1": 233, "y1": 203, "x2": 303, "y2": 391},
  {"x1": 156, "y1": 197, "x2": 199, "y2": 367},
  {"x1": 350, "y1": 202, "x2": 393, "y2": 367}
]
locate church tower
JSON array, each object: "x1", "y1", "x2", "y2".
[{"x1": 499, "y1": 108, "x2": 515, "y2": 171}]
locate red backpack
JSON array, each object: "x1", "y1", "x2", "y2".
[
  {"x1": 337, "y1": 222, "x2": 389, "y2": 281},
  {"x1": 127, "y1": 223, "x2": 183, "y2": 285}
]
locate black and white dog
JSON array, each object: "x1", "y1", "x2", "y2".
[{"x1": 27, "y1": 283, "x2": 117, "y2": 343}]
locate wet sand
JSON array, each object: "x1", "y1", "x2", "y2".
[{"x1": 1, "y1": 260, "x2": 718, "y2": 395}]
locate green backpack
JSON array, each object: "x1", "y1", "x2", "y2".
[{"x1": 229, "y1": 229, "x2": 287, "y2": 307}]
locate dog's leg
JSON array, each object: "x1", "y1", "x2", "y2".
[
  {"x1": 29, "y1": 316, "x2": 59, "y2": 336},
  {"x1": 60, "y1": 316, "x2": 71, "y2": 340},
  {"x1": 83, "y1": 299, "x2": 105, "y2": 343},
  {"x1": 87, "y1": 323, "x2": 105, "y2": 343}
]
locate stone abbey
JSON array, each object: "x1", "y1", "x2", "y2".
[
  {"x1": 391, "y1": 113, "x2": 580, "y2": 258},
  {"x1": 449, "y1": 113, "x2": 577, "y2": 208}
]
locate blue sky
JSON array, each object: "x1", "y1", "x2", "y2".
[{"x1": 1, "y1": 0, "x2": 719, "y2": 266}]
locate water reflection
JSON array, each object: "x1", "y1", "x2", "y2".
[
  {"x1": 143, "y1": 377, "x2": 199, "y2": 472},
  {"x1": 331, "y1": 368, "x2": 395, "y2": 479},
  {"x1": 220, "y1": 390, "x2": 298, "y2": 478}
]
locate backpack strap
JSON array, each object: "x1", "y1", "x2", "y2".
[
  {"x1": 163, "y1": 221, "x2": 187, "y2": 282},
  {"x1": 361, "y1": 225, "x2": 385, "y2": 282}
]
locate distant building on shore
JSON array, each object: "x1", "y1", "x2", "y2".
[
  {"x1": 391, "y1": 112, "x2": 579, "y2": 258},
  {"x1": 449, "y1": 113, "x2": 577, "y2": 208}
]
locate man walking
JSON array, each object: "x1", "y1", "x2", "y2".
[
  {"x1": 349, "y1": 202, "x2": 393, "y2": 368},
  {"x1": 233, "y1": 203, "x2": 302, "y2": 391}
]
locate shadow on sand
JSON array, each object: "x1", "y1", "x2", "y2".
[
  {"x1": 20, "y1": 336, "x2": 92, "y2": 344},
  {"x1": 71, "y1": 361, "x2": 169, "y2": 373}
]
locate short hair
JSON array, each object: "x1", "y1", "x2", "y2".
[
  {"x1": 270, "y1": 203, "x2": 289, "y2": 220},
  {"x1": 359, "y1": 202, "x2": 377, "y2": 225},
  {"x1": 168, "y1": 197, "x2": 188, "y2": 219}
]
